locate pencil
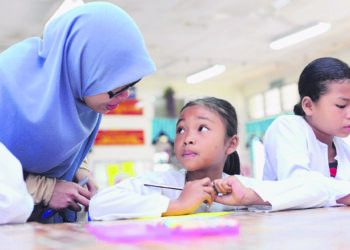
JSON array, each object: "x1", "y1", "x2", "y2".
[{"x1": 143, "y1": 183, "x2": 183, "y2": 190}]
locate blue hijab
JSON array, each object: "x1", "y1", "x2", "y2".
[{"x1": 0, "y1": 2, "x2": 156, "y2": 182}]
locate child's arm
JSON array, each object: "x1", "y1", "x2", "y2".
[
  {"x1": 89, "y1": 170, "x2": 197, "y2": 220},
  {"x1": 215, "y1": 173, "x2": 350, "y2": 211},
  {"x1": 89, "y1": 177, "x2": 171, "y2": 220},
  {"x1": 0, "y1": 143, "x2": 34, "y2": 224},
  {"x1": 213, "y1": 176, "x2": 270, "y2": 206},
  {"x1": 162, "y1": 177, "x2": 216, "y2": 216}
]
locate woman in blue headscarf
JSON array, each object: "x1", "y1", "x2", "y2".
[{"x1": 0, "y1": 2, "x2": 156, "y2": 223}]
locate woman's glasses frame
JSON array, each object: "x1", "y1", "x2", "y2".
[{"x1": 107, "y1": 79, "x2": 141, "y2": 99}]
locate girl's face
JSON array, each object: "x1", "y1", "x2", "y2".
[
  {"x1": 303, "y1": 79, "x2": 350, "y2": 144},
  {"x1": 174, "y1": 105, "x2": 237, "y2": 173},
  {"x1": 83, "y1": 84, "x2": 131, "y2": 114}
]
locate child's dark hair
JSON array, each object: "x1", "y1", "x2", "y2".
[
  {"x1": 180, "y1": 97, "x2": 240, "y2": 175},
  {"x1": 294, "y1": 57, "x2": 350, "y2": 116}
]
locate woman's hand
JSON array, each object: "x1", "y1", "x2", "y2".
[
  {"x1": 214, "y1": 176, "x2": 269, "y2": 206},
  {"x1": 48, "y1": 180, "x2": 91, "y2": 211},
  {"x1": 74, "y1": 167, "x2": 99, "y2": 196},
  {"x1": 48, "y1": 168, "x2": 99, "y2": 212},
  {"x1": 162, "y1": 177, "x2": 216, "y2": 216}
]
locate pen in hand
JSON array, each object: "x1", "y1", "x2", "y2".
[{"x1": 42, "y1": 177, "x2": 89, "y2": 220}]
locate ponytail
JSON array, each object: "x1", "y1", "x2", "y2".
[
  {"x1": 293, "y1": 102, "x2": 305, "y2": 116},
  {"x1": 223, "y1": 151, "x2": 240, "y2": 175}
]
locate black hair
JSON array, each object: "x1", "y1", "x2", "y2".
[
  {"x1": 294, "y1": 57, "x2": 350, "y2": 116},
  {"x1": 180, "y1": 97, "x2": 240, "y2": 175}
]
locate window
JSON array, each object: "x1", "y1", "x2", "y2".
[
  {"x1": 281, "y1": 83, "x2": 298, "y2": 112},
  {"x1": 264, "y1": 88, "x2": 281, "y2": 116},
  {"x1": 249, "y1": 94, "x2": 264, "y2": 119}
]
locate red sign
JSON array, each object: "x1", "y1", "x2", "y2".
[
  {"x1": 94, "y1": 130, "x2": 144, "y2": 145},
  {"x1": 106, "y1": 99, "x2": 143, "y2": 115}
]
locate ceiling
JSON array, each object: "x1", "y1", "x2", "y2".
[{"x1": 2, "y1": 0, "x2": 350, "y2": 93}]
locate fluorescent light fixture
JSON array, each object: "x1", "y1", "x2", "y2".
[
  {"x1": 186, "y1": 64, "x2": 226, "y2": 84},
  {"x1": 270, "y1": 22, "x2": 331, "y2": 50}
]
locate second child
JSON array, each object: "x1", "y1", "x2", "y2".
[
  {"x1": 89, "y1": 97, "x2": 240, "y2": 220},
  {"x1": 214, "y1": 57, "x2": 350, "y2": 210}
]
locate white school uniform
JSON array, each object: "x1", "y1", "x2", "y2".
[
  {"x1": 0, "y1": 143, "x2": 34, "y2": 224},
  {"x1": 240, "y1": 115, "x2": 350, "y2": 211},
  {"x1": 89, "y1": 170, "x2": 229, "y2": 221}
]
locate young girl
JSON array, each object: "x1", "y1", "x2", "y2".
[
  {"x1": 213, "y1": 57, "x2": 350, "y2": 210},
  {"x1": 89, "y1": 97, "x2": 240, "y2": 220}
]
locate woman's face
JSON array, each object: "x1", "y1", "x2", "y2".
[
  {"x1": 83, "y1": 83, "x2": 133, "y2": 114},
  {"x1": 304, "y1": 79, "x2": 350, "y2": 144}
]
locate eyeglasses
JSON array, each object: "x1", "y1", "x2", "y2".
[{"x1": 107, "y1": 79, "x2": 141, "y2": 99}]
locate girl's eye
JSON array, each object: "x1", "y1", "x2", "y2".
[
  {"x1": 199, "y1": 126, "x2": 209, "y2": 132},
  {"x1": 336, "y1": 104, "x2": 346, "y2": 109},
  {"x1": 176, "y1": 127, "x2": 184, "y2": 134}
]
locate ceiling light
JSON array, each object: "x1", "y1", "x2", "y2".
[
  {"x1": 270, "y1": 22, "x2": 331, "y2": 50},
  {"x1": 186, "y1": 64, "x2": 226, "y2": 84}
]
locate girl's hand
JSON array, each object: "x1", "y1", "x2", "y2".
[
  {"x1": 212, "y1": 176, "x2": 236, "y2": 195},
  {"x1": 336, "y1": 194, "x2": 350, "y2": 205},
  {"x1": 74, "y1": 167, "x2": 99, "y2": 196},
  {"x1": 214, "y1": 176, "x2": 269, "y2": 206},
  {"x1": 48, "y1": 180, "x2": 91, "y2": 211},
  {"x1": 162, "y1": 177, "x2": 216, "y2": 216}
]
